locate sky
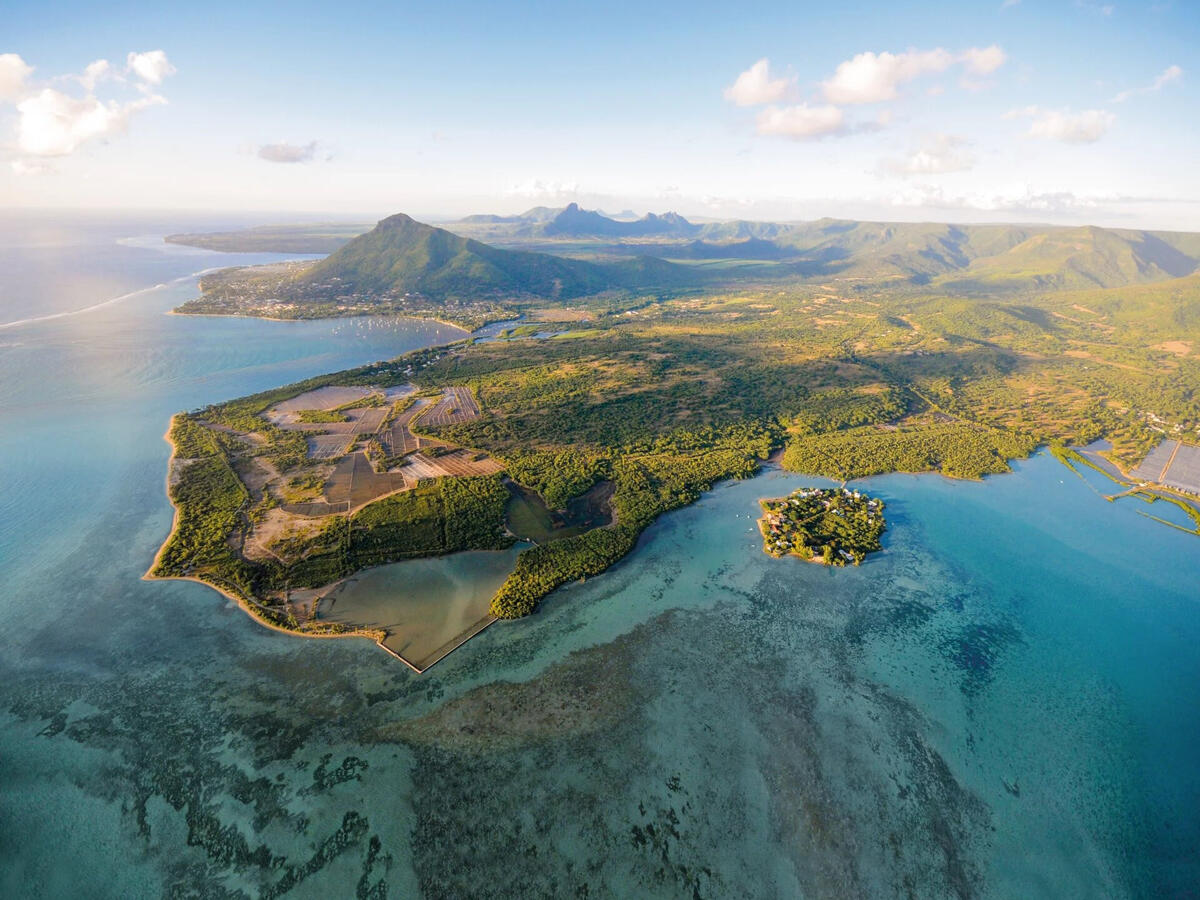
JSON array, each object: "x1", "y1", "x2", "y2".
[{"x1": 0, "y1": 0, "x2": 1197, "y2": 229}]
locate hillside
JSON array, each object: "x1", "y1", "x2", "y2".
[
  {"x1": 938, "y1": 225, "x2": 1200, "y2": 292},
  {"x1": 176, "y1": 213, "x2": 704, "y2": 327},
  {"x1": 297, "y1": 213, "x2": 617, "y2": 301}
]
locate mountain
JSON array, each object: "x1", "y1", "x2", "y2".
[
  {"x1": 668, "y1": 238, "x2": 800, "y2": 260},
  {"x1": 457, "y1": 206, "x2": 563, "y2": 225},
  {"x1": 176, "y1": 212, "x2": 1200, "y2": 304},
  {"x1": 939, "y1": 225, "x2": 1200, "y2": 292},
  {"x1": 294, "y1": 213, "x2": 697, "y2": 303},
  {"x1": 748, "y1": 219, "x2": 1200, "y2": 289},
  {"x1": 543, "y1": 203, "x2": 702, "y2": 238},
  {"x1": 696, "y1": 220, "x2": 793, "y2": 242}
]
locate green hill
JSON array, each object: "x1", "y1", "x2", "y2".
[
  {"x1": 296, "y1": 213, "x2": 700, "y2": 303},
  {"x1": 939, "y1": 225, "x2": 1199, "y2": 292}
]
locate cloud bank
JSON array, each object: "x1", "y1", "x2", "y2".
[
  {"x1": 723, "y1": 59, "x2": 795, "y2": 106},
  {"x1": 1007, "y1": 106, "x2": 1115, "y2": 143},
  {"x1": 755, "y1": 103, "x2": 846, "y2": 139},
  {"x1": 724, "y1": 45, "x2": 1006, "y2": 141},
  {"x1": 257, "y1": 141, "x2": 319, "y2": 163},
  {"x1": 3, "y1": 50, "x2": 175, "y2": 173},
  {"x1": 821, "y1": 45, "x2": 1006, "y2": 104},
  {"x1": 881, "y1": 134, "x2": 976, "y2": 176}
]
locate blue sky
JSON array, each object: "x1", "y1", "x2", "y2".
[{"x1": 1, "y1": 0, "x2": 1197, "y2": 228}]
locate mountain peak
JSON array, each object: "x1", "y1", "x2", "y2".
[
  {"x1": 545, "y1": 204, "x2": 699, "y2": 238},
  {"x1": 377, "y1": 212, "x2": 421, "y2": 229}
]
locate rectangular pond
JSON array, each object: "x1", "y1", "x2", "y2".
[{"x1": 315, "y1": 543, "x2": 530, "y2": 670}]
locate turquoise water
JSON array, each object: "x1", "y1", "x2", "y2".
[{"x1": 1, "y1": 218, "x2": 1198, "y2": 897}]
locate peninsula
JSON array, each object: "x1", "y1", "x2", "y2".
[{"x1": 154, "y1": 207, "x2": 1200, "y2": 669}]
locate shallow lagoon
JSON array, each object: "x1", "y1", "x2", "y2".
[
  {"x1": 0, "y1": 218, "x2": 1198, "y2": 897},
  {"x1": 317, "y1": 544, "x2": 530, "y2": 669}
]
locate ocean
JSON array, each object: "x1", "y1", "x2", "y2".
[{"x1": 0, "y1": 214, "x2": 1196, "y2": 898}]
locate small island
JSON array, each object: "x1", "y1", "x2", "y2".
[{"x1": 758, "y1": 487, "x2": 885, "y2": 566}]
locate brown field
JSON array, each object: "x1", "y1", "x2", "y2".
[
  {"x1": 222, "y1": 383, "x2": 505, "y2": 548},
  {"x1": 268, "y1": 386, "x2": 373, "y2": 418},
  {"x1": 419, "y1": 386, "x2": 480, "y2": 427},
  {"x1": 380, "y1": 398, "x2": 431, "y2": 457},
  {"x1": 280, "y1": 406, "x2": 388, "y2": 434},
  {"x1": 1154, "y1": 341, "x2": 1192, "y2": 357},
  {"x1": 323, "y1": 450, "x2": 410, "y2": 510},
  {"x1": 307, "y1": 434, "x2": 354, "y2": 459},
  {"x1": 280, "y1": 499, "x2": 350, "y2": 517},
  {"x1": 1132, "y1": 439, "x2": 1200, "y2": 495},
  {"x1": 400, "y1": 449, "x2": 503, "y2": 481}
]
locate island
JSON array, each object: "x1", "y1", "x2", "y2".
[
  {"x1": 153, "y1": 205, "x2": 1200, "y2": 670},
  {"x1": 759, "y1": 487, "x2": 885, "y2": 565}
]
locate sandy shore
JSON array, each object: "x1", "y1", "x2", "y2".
[
  {"x1": 143, "y1": 415, "x2": 416, "y2": 665},
  {"x1": 167, "y1": 307, "x2": 475, "y2": 335}
]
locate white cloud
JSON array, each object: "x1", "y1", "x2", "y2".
[
  {"x1": 504, "y1": 178, "x2": 581, "y2": 199},
  {"x1": 2, "y1": 53, "x2": 174, "y2": 167},
  {"x1": 822, "y1": 49, "x2": 953, "y2": 104},
  {"x1": 11, "y1": 158, "x2": 55, "y2": 175},
  {"x1": 78, "y1": 59, "x2": 111, "y2": 91},
  {"x1": 820, "y1": 45, "x2": 1008, "y2": 105},
  {"x1": 723, "y1": 59, "x2": 795, "y2": 106},
  {"x1": 1112, "y1": 63, "x2": 1182, "y2": 102},
  {"x1": 257, "y1": 140, "x2": 319, "y2": 163},
  {"x1": 961, "y1": 45, "x2": 1007, "y2": 75},
  {"x1": 885, "y1": 183, "x2": 1109, "y2": 215},
  {"x1": 881, "y1": 134, "x2": 976, "y2": 176},
  {"x1": 0, "y1": 53, "x2": 32, "y2": 101},
  {"x1": 821, "y1": 46, "x2": 1006, "y2": 104},
  {"x1": 1001, "y1": 0, "x2": 1021, "y2": 9},
  {"x1": 1007, "y1": 106, "x2": 1115, "y2": 143},
  {"x1": 15, "y1": 88, "x2": 165, "y2": 156},
  {"x1": 756, "y1": 103, "x2": 846, "y2": 139},
  {"x1": 1154, "y1": 64, "x2": 1183, "y2": 89},
  {"x1": 126, "y1": 50, "x2": 175, "y2": 85}
]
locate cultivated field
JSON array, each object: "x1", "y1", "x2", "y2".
[
  {"x1": 306, "y1": 434, "x2": 355, "y2": 459},
  {"x1": 419, "y1": 386, "x2": 480, "y2": 427},
  {"x1": 380, "y1": 398, "x2": 430, "y2": 457},
  {"x1": 1134, "y1": 440, "x2": 1200, "y2": 495},
  {"x1": 268, "y1": 386, "x2": 373, "y2": 418},
  {"x1": 236, "y1": 383, "x2": 505, "y2": 562},
  {"x1": 400, "y1": 449, "x2": 503, "y2": 481}
]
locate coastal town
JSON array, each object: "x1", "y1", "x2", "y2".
[{"x1": 758, "y1": 487, "x2": 886, "y2": 566}]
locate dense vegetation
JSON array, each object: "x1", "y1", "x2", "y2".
[
  {"x1": 489, "y1": 425, "x2": 768, "y2": 617},
  {"x1": 153, "y1": 416, "x2": 260, "y2": 601},
  {"x1": 783, "y1": 423, "x2": 1038, "y2": 481},
  {"x1": 760, "y1": 488, "x2": 886, "y2": 565}
]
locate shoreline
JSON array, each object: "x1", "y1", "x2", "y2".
[
  {"x1": 143, "y1": 415, "x2": 430, "y2": 669},
  {"x1": 166, "y1": 307, "x2": 477, "y2": 335},
  {"x1": 146, "y1": 418, "x2": 1196, "y2": 673}
]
